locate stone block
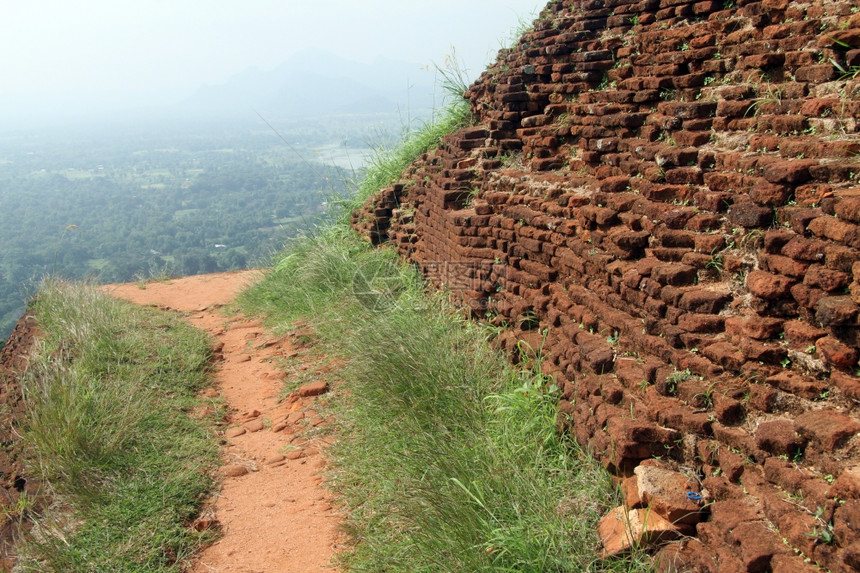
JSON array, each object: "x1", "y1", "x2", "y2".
[
  {"x1": 678, "y1": 289, "x2": 731, "y2": 314},
  {"x1": 652, "y1": 263, "x2": 697, "y2": 286},
  {"x1": 765, "y1": 371, "x2": 827, "y2": 401},
  {"x1": 634, "y1": 466, "x2": 699, "y2": 519},
  {"x1": 804, "y1": 265, "x2": 851, "y2": 293},
  {"x1": 783, "y1": 319, "x2": 826, "y2": 349},
  {"x1": 816, "y1": 336, "x2": 859, "y2": 370},
  {"x1": 729, "y1": 203, "x2": 773, "y2": 227},
  {"x1": 754, "y1": 419, "x2": 806, "y2": 457},
  {"x1": 703, "y1": 342, "x2": 745, "y2": 372},
  {"x1": 816, "y1": 296, "x2": 859, "y2": 327},
  {"x1": 598, "y1": 505, "x2": 681, "y2": 557},
  {"x1": 747, "y1": 270, "x2": 794, "y2": 300},
  {"x1": 728, "y1": 520, "x2": 792, "y2": 572},
  {"x1": 725, "y1": 316, "x2": 783, "y2": 341},
  {"x1": 781, "y1": 237, "x2": 827, "y2": 263},
  {"x1": 835, "y1": 197, "x2": 860, "y2": 224},
  {"x1": 795, "y1": 409, "x2": 860, "y2": 452}
]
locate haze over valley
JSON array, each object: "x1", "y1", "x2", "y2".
[{"x1": 0, "y1": 0, "x2": 544, "y2": 339}]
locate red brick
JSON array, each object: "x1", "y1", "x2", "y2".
[
  {"x1": 761, "y1": 254, "x2": 807, "y2": 277},
  {"x1": 755, "y1": 419, "x2": 806, "y2": 457},
  {"x1": 729, "y1": 202, "x2": 774, "y2": 227},
  {"x1": 795, "y1": 64, "x2": 835, "y2": 82},
  {"x1": 808, "y1": 216, "x2": 860, "y2": 244},
  {"x1": 783, "y1": 319, "x2": 826, "y2": 348},
  {"x1": 795, "y1": 409, "x2": 860, "y2": 452},
  {"x1": 765, "y1": 371, "x2": 827, "y2": 401},
  {"x1": 835, "y1": 197, "x2": 860, "y2": 224},
  {"x1": 763, "y1": 229, "x2": 794, "y2": 253},
  {"x1": 825, "y1": 245, "x2": 860, "y2": 273},
  {"x1": 770, "y1": 553, "x2": 822, "y2": 573},
  {"x1": 804, "y1": 265, "x2": 850, "y2": 292},
  {"x1": 678, "y1": 289, "x2": 731, "y2": 314},
  {"x1": 817, "y1": 336, "x2": 859, "y2": 370},
  {"x1": 828, "y1": 466, "x2": 860, "y2": 501},
  {"x1": 634, "y1": 464, "x2": 704, "y2": 525},
  {"x1": 739, "y1": 338, "x2": 787, "y2": 364},
  {"x1": 677, "y1": 313, "x2": 725, "y2": 333},
  {"x1": 703, "y1": 342, "x2": 745, "y2": 372},
  {"x1": 790, "y1": 283, "x2": 827, "y2": 310},
  {"x1": 816, "y1": 296, "x2": 859, "y2": 326},
  {"x1": 761, "y1": 159, "x2": 818, "y2": 185},
  {"x1": 297, "y1": 381, "x2": 328, "y2": 397},
  {"x1": 728, "y1": 520, "x2": 792, "y2": 571},
  {"x1": 781, "y1": 237, "x2": 828, "y2": 262},
  {"x1": 750, "y1": 181, "x2": 792, "y2": 206},
  {"x1": 654, "y1": 539, "x2": 715, "y2": 573},
  {"x1": 652, "y1": 263, "x2": 697, "y2": 286},
  {"x1": 749, "y1": 382, "x2": 778, "y2": 412},
  {"x1": 831, "y1": 370, "x2": 860, "y2": 401},
  {"x1": 747, "y1": 270, "x2": 795, "y2": 300},
  {"x1": 725, "y1": 316, "x2": 783, "y2": 340}
]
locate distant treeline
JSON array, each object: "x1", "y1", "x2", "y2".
[{"x1": 0, "y1": 119, "x2": 378, "y2": 339}]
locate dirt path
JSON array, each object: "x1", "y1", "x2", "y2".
[{"x1": 102, "y1": 271, "x2": 343, "y2": 573}]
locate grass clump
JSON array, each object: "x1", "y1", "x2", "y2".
[
  {"x1": 240, "y1": 230, "x2": 651, "y2": 572},
  {"x1": 239, "y1": 83, "x2": 649, "y2": 570},
  {"x1": 342, "y1": 84, "x2": 471, "y2": 217},
  {"x1": 17, "y1": 278, "x2": 218, "y2": 572}
]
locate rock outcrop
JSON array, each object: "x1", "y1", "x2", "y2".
[{"x1": 354, "y1": 0, "x2": 860, "y2": 570}]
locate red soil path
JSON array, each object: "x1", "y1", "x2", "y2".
[{"x1": 103, "y1": 271, "x2": 343, "y2": 573}]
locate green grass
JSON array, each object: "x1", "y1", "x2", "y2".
[
  {"x1": 340, "y1": 86, "x2": 471, "y2": 218},
  {"x1": 17, "y1": 278, "x2": 219, "y2": 572},
  {"x1": 239, "y1": 229, "x2": 651, "y2": 572},
  {"x1": 237, "y1": 92, "x2": 651, "y2": 571}
]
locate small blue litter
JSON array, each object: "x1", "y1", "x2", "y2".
[{"x1": 686, "y1": 491, "x2": 703, "y2": 501}]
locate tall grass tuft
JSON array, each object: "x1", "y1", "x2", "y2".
[
  {"x1": 238, "y1": 80, "x2": 650, "y2": 570},
  {"x1": 340, "y1": 92, "x2": 470, "y2": 219},
  {"x1": 240, "y1": 231, "x2": 651, "y2": 572},
  {"x1": 17, "y1": 278, "x2": 218, "y2": 572}
]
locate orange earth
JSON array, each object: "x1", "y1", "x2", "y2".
[{"x1": 103, "y1": 270, "x2": 343, "y2": 573}]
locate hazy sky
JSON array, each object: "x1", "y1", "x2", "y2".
[{"x1": 0, "y1": 0, "x2": 545, "y2": 127}]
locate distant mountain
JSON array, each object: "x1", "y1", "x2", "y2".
[{"x1": 175, "y1": 50, "x2": 440, "y2": 121}]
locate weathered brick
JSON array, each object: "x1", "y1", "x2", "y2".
[
  {"x1": 747, "y1": 270, "x2": 794, "y2": 300},
  {"x1": 835, "y1": 197, "x2": 860, "y2": 224},
  {"x1": 795, "y1": 410, "x2": 860, "y2": 452},
  {"x1": 816, "y1": 336, "x2": 859, "y2": 370},
  {"x1": 781, "y1": 237, "x2": 828, "y2": 263},
  {"x1": 765, "y1": 371, "x2": 827, "y2": 401},
  {"x1": 725, "y1": 316, "x2": 783, "y2": 340},
  {"x1": 761, "y1": 159, "x2": 818, "y2": 185},
  {"x1": 816, "y1": 296, "x2": 859, "y2": 327},
  {"x1": 755, "y1": 419, "x2": 806, "y2": 457},
  {"x1": 804, "y1": 265, "x2": 851, "y2": 292},
  {"x1": 808, "y1": 216, "x2": 860, "y2": 244},
  {"x1": 783, "y1": 319, "x2": 827, "y2": 348},
  {"x1": 729, "y1": 203, "x2": 773, "y2": 227},
  {"x1": 761, "y1": 254, "x2": 809, "y2": 278},
  {"x1": 678, "y1": 289, "x2": 731, "y2": 314},
  {"x1": 703, "y1": 342, "x2": 745, "y2": 372},
  {"x1": 652, "y1": 263, "x2": 697, "y2": 286}
]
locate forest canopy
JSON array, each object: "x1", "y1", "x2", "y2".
[{"x1": 0, "y1": 117, "x2": 384, "y2": 338}]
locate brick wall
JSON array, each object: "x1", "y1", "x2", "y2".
[{"x1": 353, "y1": 0, "x2": 860, "y2": 570}]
